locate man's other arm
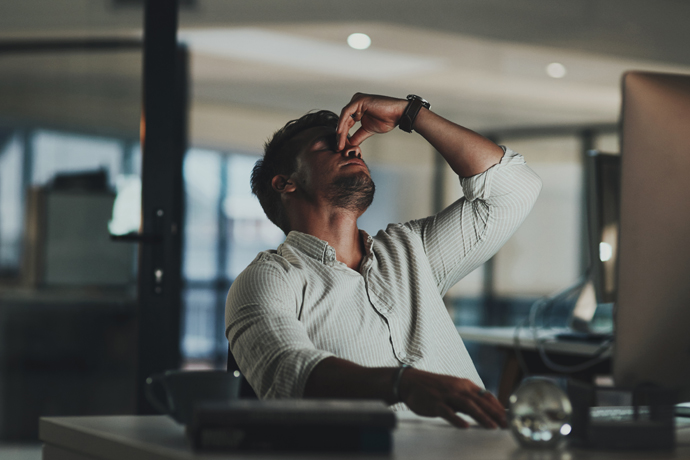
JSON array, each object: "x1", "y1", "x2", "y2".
[
  {"x1": 227, "y1": 260, "x2": 506, "y2": 428},
  {"x1": 225, "y1": 261, "x2": 505, "y2": 427},
  {"x1": 304, "y1": 356, "x2": 507, "y2": 429}
]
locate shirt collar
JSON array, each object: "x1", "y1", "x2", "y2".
[{"x1": 282, "y1": 230, "x2": 374, "y2": 267}]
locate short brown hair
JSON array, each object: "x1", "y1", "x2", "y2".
[{"x1": 251, "y1": 110, "x2": 339, "y2": 234}]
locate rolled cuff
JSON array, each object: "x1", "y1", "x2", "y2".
[
  {"x1": 459, "y1": 146, "x2": 525, "y2": 201},
  {"x1": 262, "y1": 348, "x2": 335, "y2": 399}
]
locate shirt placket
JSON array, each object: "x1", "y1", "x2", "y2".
[{"x1": 360, "y1": 253, "x2": 411, "y2": 365}]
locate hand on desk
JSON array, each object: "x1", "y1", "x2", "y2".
[
  {"x1": 398, "y1": 368, "x2": 508, "y2": 429},
  {"x1": 304, "y1": 357, "x2": 507, "y2": 429}
]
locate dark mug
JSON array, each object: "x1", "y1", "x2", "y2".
[{"x1": 145, "y1": 370, "x2": 242, "y2": 424}]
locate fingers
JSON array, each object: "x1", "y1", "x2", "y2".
[
  {"x1": 399, "y1": 370, "x2": 507, "y2": 430},
  {"x1": 451, "y1": 396, "x2": 498, "y2": 429},
  {"x1": 438, "y1": 405, "x2": 470, "y2": 429},
  {"x1": 475, "y1": 392, "x2": 508, "y2": 428},
  {"x1": 348, "y1": 126, "x2": 376, "y2": 147},
  {"x1": 335, "y1": 110, "x2": 356, "y2": 151},
  {"x1": 448, "y1": 389, "x2": 507, "y2": 429},
  {"x1": 336, "y1": 95, "x2": 363, "y2": 151},
  {"x1": 336, "y1": 92, "x2": 404, "y2": 149}
]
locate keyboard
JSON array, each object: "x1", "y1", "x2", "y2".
[{"x1": 590, "y1": 406, "x2": 649, "y2": 422}]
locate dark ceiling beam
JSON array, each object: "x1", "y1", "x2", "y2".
[{"x1": 0, "y1": 38, "x2": 141, "y2": 53}]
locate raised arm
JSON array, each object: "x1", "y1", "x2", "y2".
[
  {"x1": 335, "y1": 93, "x2": 504, "y2": 177},
  {"x1": 338, "y1": 92, "x2": 541, "y2": 294}
]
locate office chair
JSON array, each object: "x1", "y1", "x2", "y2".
[{"x1": 226, "y1": 344, "x2": 258, "y2": 399}]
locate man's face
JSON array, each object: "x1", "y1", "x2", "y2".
[{"x1": 288, "y1": 126, "x2": 375, "y2": 212}]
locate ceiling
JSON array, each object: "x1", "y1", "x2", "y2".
[
  {"x1": 4, "y1": 0, "x2": 690, "y2": 66},
  {"x1": 1, "y1": 0, "x2": 690, "y2": 132}
]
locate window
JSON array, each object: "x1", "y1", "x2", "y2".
[
  {"x1": 0, "y1": 134, "x2": 23, "y2": 272},
  {"x1": 180, "y1": 149, "x2": 284, "y2": 362}
]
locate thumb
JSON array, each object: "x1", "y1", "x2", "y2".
[{"x1": 348, "y1": 126, "x2": 376, "y2": 147}]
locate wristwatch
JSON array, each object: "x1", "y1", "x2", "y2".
[{"x1": 398, "y1": 94, "x2": 431, "y2": 133}]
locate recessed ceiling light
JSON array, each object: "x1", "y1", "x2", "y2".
[
  {"x1": 347, "y1": 33, "x2": 371, "y2": 50},
  {"x1": 546, "y1": 62, "x2": 567, "y2": 78}
]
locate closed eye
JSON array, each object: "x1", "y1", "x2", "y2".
[{"x1": 311, "y1": 133, "x2": 338, "y2": 153}]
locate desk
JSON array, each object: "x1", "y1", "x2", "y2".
[
  {"x1": 457, "y1": 326, "x2": 612, "y2": 405},
  {"x1": 40, "y1": 415, "x2": 690, "y2": 460}
]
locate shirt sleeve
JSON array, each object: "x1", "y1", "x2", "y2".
[
  {"x1": 403, "y1": 147, "x2": 542, "y2": 296},
  {"x1": 225, "y1": 256, "x2": 334, "y2": 399}
]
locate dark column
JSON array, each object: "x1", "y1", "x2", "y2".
[
  {"x1": 580, "y1": 129, "x2": 596, "y2": 275},
  {"x1": 136, "y1": 0, "x2": 187, "y2": 414}
]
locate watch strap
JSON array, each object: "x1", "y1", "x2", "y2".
[{"x1": 398, "y1": 95, "x2": 430, "y2": 133}]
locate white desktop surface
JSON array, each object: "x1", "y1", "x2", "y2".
[
  {"x1": 40, "y1": 415, "x2": 690, "y2": 460},
  {"x1": 457, "y1": 326, "x2": 612, "y2": 356}
]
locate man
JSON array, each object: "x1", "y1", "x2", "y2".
[{"x1": 226, "y1": 93, "x2": 541, "y2": 429}]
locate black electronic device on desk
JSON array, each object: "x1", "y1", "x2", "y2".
[
  {"x1": 567, "y1": 380, "x2": 677, "y2": 450},
  {"x1": 188, "y1": 399, "x2": 396, "y2": 453}
]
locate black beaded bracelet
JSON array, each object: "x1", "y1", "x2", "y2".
[{"x1": 392, "y1": 364, "x2": 411, "y2": 403}]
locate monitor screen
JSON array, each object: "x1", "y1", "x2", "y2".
[{"x1": 614, "y1": 71, "x2": 690, "y2": 401}]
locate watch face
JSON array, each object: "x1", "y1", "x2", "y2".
[{"x1": 406, "y1": 94, "x2": 430, "y2": 108}]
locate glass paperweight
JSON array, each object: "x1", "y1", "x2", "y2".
[{"x1": 508, "y1": 378, "x2": 573, "y2": 448}]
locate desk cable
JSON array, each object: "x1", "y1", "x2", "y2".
[{"x1": 513, "y1": 276, "x2": 614, "y2": 377}]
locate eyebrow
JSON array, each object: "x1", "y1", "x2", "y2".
[{"x1": 310, "y1": 133, "x2": 337, "y2": 150}]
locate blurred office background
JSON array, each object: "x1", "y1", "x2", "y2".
[{"x1": 1, "y1": 0, "x2": 690, "y2": 455}]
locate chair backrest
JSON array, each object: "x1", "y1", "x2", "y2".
[{"x1": 226, "y1": 343, "x2": 258, "y2": 399}]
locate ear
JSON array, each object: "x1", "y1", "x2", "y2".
[{"x1": 271, "y1": 175, "x2": 296, "y2": 194}]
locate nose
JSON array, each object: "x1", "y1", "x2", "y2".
[{"x1": 341, "y1": 145, "x2": 362, "y2": 159}]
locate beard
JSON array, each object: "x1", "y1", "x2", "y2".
[{"x1": 325, "y1": 171, "x2": 375, "y2": 213}]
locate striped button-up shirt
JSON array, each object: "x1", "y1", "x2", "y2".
[{"x1": 225, "y1": 147, "x2": 542, "y2": 406}]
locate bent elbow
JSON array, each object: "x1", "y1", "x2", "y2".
[{"x1": 526, "y1": 167, "x2": 543, "y2": 204}]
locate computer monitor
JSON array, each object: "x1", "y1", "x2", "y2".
[
  {"x1": 585, "y1": 151, "x2": 620, "y2": 305},
  {"x1": 614, "y1": 71, "x2": 690, "y2": 402}
]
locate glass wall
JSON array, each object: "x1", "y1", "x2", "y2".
[
  {"x1": 181, "y1": 149, "x2": 283, "y2": 364},
  {"x1": 0, "y1": 126, "x2": 282, "y2": 365},
  {"x1": 0, "y1": 134, "x2": 24, "y2": 274}
]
